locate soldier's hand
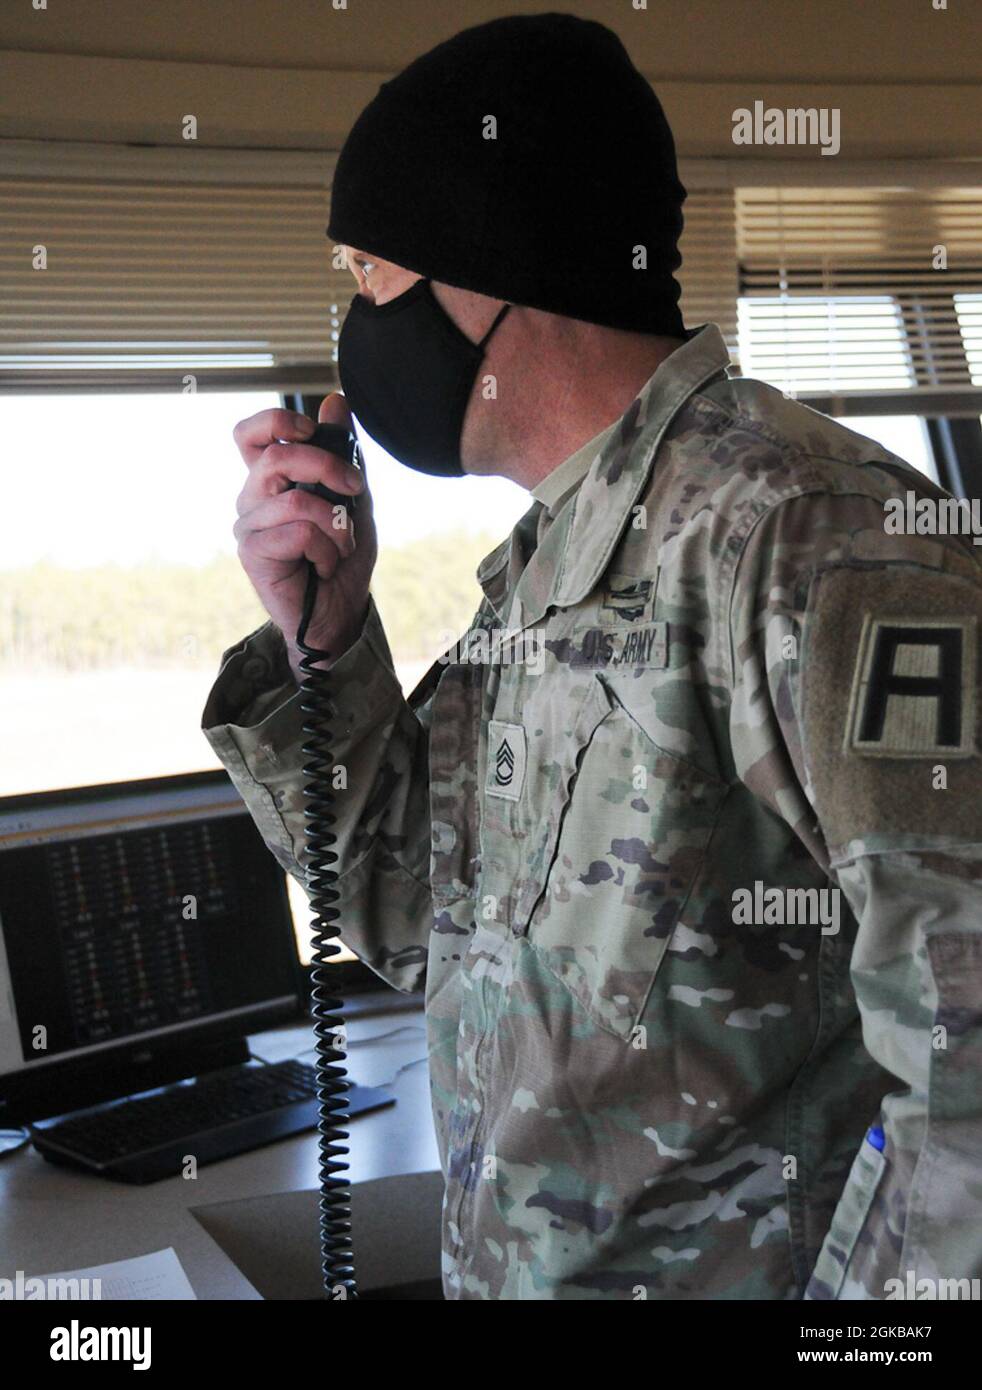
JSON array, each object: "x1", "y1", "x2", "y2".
[{"x1": 232, "y1": 393, "x2": 378, "y2": 679}]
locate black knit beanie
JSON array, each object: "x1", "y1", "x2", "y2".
[{"x1": 327, "y1": 12, "x2": 687, "y2": 336}]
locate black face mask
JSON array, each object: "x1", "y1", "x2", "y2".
[{"x1": 337, "y1": 278, "x2": 510, "y2": 477}]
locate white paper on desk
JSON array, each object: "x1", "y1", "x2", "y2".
[{"x1": 38, "y1": 1247, "x2": 196, "y2": 1301}]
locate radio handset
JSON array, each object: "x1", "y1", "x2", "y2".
[
  {"x1": 284, "y1": 421, "x2": 360, "y2": 509},
  {"x1": 283, "y1": 420, "x2": 361, "y2": 1299}
]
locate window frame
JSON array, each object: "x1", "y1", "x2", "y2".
[{"x1": 736, "y1": 274, "x2": 982, "y2": 501}]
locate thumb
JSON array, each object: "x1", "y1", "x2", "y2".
[
  {"x1": 320, "y1": 391, "x2": 371, "y2": 492},
  {"x1": 317, "y1": 390, "x2": 354, "y2": 430}
]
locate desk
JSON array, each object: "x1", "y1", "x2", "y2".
[{"x1": 0, "y1": 996, "x2": 443, "y2": 1298}]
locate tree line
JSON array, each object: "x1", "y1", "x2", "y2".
[{"x1": 0, "y1": 530, "x2": 502, "y2": 671}]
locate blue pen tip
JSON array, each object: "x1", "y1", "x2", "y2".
[{"x1": 866, "y1": 1125, "x2": 885, "y2": 1151}]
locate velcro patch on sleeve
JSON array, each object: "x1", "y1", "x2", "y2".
[
  {"x1": 846, "y1": 616, "x2": 976, "y2": 758},
  {"x1": 799, "y1": 564, "x2": 982, "y2": 853}
]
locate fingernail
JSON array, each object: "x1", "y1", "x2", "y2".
[{"x1": 295, "y1": 415, "x2": 314, "y2": 434}]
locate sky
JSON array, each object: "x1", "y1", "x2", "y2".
[{"x1": 0, "y1": 390, "x2": 531, "y2": 571}]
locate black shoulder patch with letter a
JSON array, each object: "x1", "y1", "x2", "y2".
[{"x1": 847, "y1": 616, "x2": 976, "y2": 757}]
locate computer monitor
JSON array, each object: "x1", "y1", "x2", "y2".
[{"x1": 0, "y1": 769, "x2": 306, "y2": 1126}]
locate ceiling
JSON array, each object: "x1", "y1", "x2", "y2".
[{"x1": 1, "y1": 0, "x2": 980, "y2": 159}]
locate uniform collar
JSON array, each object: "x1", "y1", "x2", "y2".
[
  {"x1": 530, "y1": 415, "x2": 622, "y2": 515},
  {"x1": 476, "y1": 323, "x2": 732, "y2": 639}
]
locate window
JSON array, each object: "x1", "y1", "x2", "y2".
[
  {"x1": 0, "y1": 389, "x2": 530, "y2": 801},
  {"x1": 737, "y1": 298, "x2": 939, "y2": 482},
  {"x1": 0, "y1": 389, "x2": 278, "y2": 798},
  {"x1": 726, "y1": 184, "x2": 982, "y2": 494},
  {"x1": 954, "y1": 294, "x2": 982, "y2": 386},
  {"x1": 737, "y1": 295, "x2": 914, "y2": 394}
]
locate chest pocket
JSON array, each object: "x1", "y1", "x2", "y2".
[
  {"x1": 427, "y1": 658, "x2": 488, "y2": 912},
  {"x1": 482, "y1": 669, "x2": 728, "y2": 1041}
]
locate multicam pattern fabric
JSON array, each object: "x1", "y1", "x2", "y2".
[{"x1": 202, "y1": 323, "x2": 982, "y2": 1300}]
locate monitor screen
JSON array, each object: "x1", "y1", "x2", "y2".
[{"x1": 0, "y1": 770, "x2": 304, "y2": 1123}]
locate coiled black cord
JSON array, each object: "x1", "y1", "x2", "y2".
[
  {"x1": 295, "y1": 540, "x2": 356, "y2": 1299},
  {"x1": 285, "y1": 421, "x2": 361, "y2": 1298}
]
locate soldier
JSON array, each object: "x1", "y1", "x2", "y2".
[{"x1": 202, "y1": 14, "x2": 982, "y2": 1299}]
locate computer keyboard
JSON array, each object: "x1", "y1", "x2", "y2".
[{"x1": 31, "y1": 1058, "x2": 395, "y2": 1184}]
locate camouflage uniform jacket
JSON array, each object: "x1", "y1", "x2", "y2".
[{"x1": 202, "y1": 323, "x2": 982, "y2": 1300}]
